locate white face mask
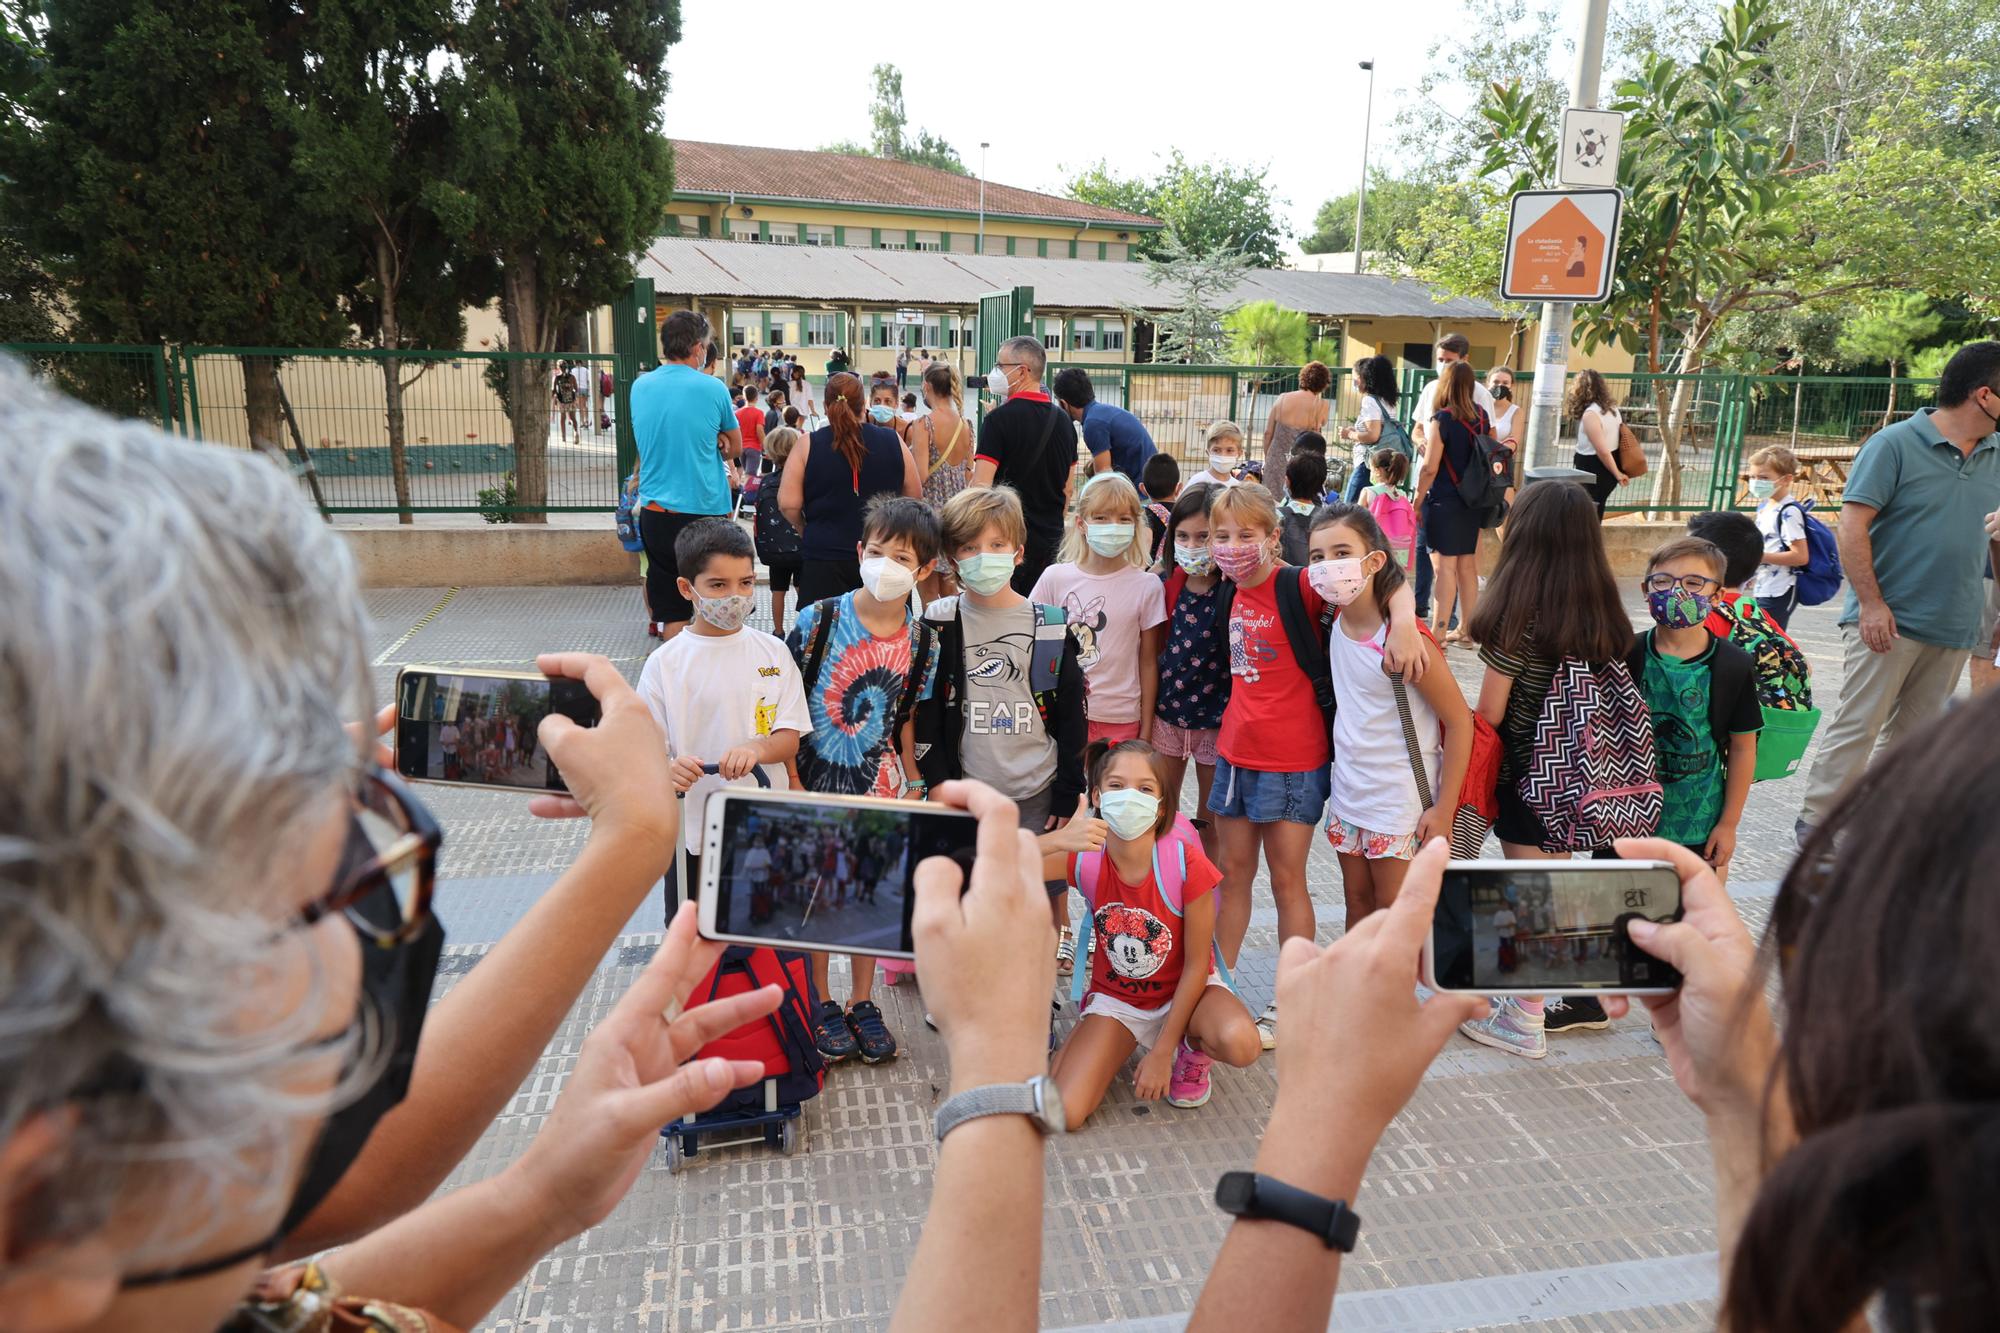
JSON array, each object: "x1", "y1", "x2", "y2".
[
  {"x1": 859, "y1": 555, "x2": 917, "y2": 602},
  {"x1": 693, "y1": 592, "x2": 755, "y2": 631},
  {"x1": 1208, "y1": 452, "x2": 1238, "y2": 477},
  {"x1": 986, "y1": 366, "x2": 1011, "y2": 401},
  {"x1": 1097, "y1": 788, "x2": 1161, "y2": 842},
  {"x1": 1084, "y1": 522, "x2": 1135, "y2": 557}
]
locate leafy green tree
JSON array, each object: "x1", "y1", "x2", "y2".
[
  {"x1": 822, "y1": 63, "x2": 966, "y2": 174},
  {"x1": 0, "y1": 233, "x2": 61, "y2": 343},
  {"x1": 1067, "y1": 152, "x2": 1289, "y2": 267},
  {"x1": 1224, "y1": 302, "x2": 1308, "y2": 367},
  {"x1": 1837, "y1": 293, "x2": 1945, "y2": 424},
  {"x1": 0, "y1": 0, "x2": 355, "y2": 453},
  {"x1": 435, "y1": 0, "x2": 679, "y2": 520},
  {"x1": 1134, "y1": 228, "x2": 1246, "y2": 363},
  {"x1": 1389, "y1": 0, "x2": 1569, "y2": 181},
  {"x1": 1302, "y1": 174, "x2": 1470, "y2": 268}
]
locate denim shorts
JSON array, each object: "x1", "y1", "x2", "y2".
[{"x1": 1207, "y1": 756, "x2": 1330, "y2": 826}]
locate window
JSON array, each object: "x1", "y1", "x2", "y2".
[
  {"x1": 878, "y1": 237, "x2": 907, "y2": 251},
  {"x1": 730, "y1": 327, "x2": 750, "y2": 349},
  {"x1": 1037, "y1": 319, "x2": 1060, "y2": 350},
  {"x1": 1101, "y1": 323, "x2": 1126, "y2": 353},
  {"x1": 805, "y1": 225, "x2": 834, "y2": 247},
  {"x1": 1103, "y1": 242, "x2": 1129, "y2": 263},
  {"x1": 913, "y1": 231, "x2": 942, "y2": 252},
  {"x1": 1071, "y1": 324, "x2": 1097, "y2": 352},
  {"x1": 921, "y1": 318, "x2": 944, "y2": 349},
  {"x1": 768, "y1": 230, "x2": 798, "y2": 245},
  {"x1": 806, "y1": 313, "x2": 837, "y2": 347}
]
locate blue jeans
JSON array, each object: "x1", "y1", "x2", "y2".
[
  {"x1": 1413, "y1": 516, "x2": 1435, "y2": 619},
  {"x1": 1207, "y1": 756, "x2": 1331, "y2": 826},
  {"x1": 1343, "y1": 458, "x2": 1371, "y2": 503}
]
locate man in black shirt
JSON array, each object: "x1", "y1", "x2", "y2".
[{"x1": 971, "y1": 335, "x2": 1080, "y2": 594}]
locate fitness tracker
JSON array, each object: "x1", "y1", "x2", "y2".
[
  {"x1": 934, "y1": 1074, "x2": 1067, "y2": 1142},
  {"x1": 1213, "y1": 1171, "x2": 1362, "y2": 1252}
]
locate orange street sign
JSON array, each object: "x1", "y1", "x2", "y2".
[{"x1": 1500, "y1": 188, "x2": 1623, "y2": 304}]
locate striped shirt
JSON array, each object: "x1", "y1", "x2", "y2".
[{"x1": 1479, "y1": 631, "x2": 1558, "y2": 782}]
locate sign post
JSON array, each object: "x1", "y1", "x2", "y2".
[{"x1": 1501, "y1": 188, "x2": 1623, "y2": 305}]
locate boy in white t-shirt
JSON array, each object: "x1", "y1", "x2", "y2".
[
  {"x1": 1746, "y1": 445, "x2": 1811, "y2": 630},
  {"x1": 637, "y1": 518, "x2": 811, "y2": 923}
]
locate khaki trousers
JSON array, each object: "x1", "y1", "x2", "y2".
[{"x1": 1800, "y1": 628, "x2": 1967, "y2": 824}]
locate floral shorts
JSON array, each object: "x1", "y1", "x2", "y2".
[
  {"x1": 1151, "y1": 718, "x2": 1220, "y2": 765},
  {"x1": 1326, "y1": 816, "x2": 1421, "y2": 861}
]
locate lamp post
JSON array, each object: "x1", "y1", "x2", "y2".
[
  {"x1": 1353, "y1": 60, "x2": 1376, "y2": 275},
  {"x1": 978, "y1": 141, "x2": 990, "y2": 256}
]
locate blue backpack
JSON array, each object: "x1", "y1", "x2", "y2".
[
  {"x1": 614, "y1": 473, "x2": 645, "y2": 553},
  {"x1": 1783, "y1": 499, "x2": 1843, "y2": 606}
]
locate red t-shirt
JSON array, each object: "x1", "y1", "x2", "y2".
[
  {"x1": 1068, "y1": 846, "x2": 1222, "y2": 1008},
  {"x1": 735, "y1": 404, "x2": 766, "y2": 450},
  {"x1": 1218, "y1": 567, "x2": 1332, "y2": 772}
]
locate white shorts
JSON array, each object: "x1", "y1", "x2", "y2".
[{"x1": 1079, "y1": 976, "x2": 1229, "y2": 1050}]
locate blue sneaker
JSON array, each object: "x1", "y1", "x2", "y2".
[{"x1": 1459, "y1": 997, "x2": 1546, "y2": 1059}]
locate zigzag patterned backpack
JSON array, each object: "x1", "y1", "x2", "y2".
[{"x1": 1519, "y1": 657, "x2": 1663, "y2": 852}]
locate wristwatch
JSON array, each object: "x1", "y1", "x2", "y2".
[
  {"x1": 934, "y1": 1074, "x2": 1067, "y2": 1142},
  {"x1": 1213, "y1": 1172, "x2": 1362, "y2": 1252}
]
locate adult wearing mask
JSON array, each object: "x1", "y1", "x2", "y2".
[
  {"x1": 632, "y1": 311, "x2": 740, "y2": 639},
  {"x1": 971, "y1": 335, "x2": 1081, "y2": 594},
  {"x1": 779, "y1": 369, "x2": 922, "y2": 605},
  {"x1": 1053, "y1": 366, "x2": 1156, "y2": 489}
]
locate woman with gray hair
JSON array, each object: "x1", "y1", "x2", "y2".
[{"x1": 0, "y1": 372, "x2": 783, "y2": 1329}]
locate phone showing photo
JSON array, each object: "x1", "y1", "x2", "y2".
[
  {"x1": 1423, "y1": 860, "x2": 1684, "y2": 996},
  {"x1": 393, "y1": 666, "x2": 599, "y2": 793},
  {"x1": 697, "y1": 789, "x2": 979, "y2": 961}
]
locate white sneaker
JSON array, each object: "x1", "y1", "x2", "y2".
[{"x1": 1256, "y1": 1002, "x2": 1278, "y2": 1051}]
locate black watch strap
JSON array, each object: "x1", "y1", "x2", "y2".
[{"x1": 1214, "y1": 1171, "x2": 1361, "y2": 1252}]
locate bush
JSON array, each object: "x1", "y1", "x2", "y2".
[{"x1": 477, "y1": 471, "x2": 518, "y2": 524}]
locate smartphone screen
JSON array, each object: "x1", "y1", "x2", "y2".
[
  {"x1": 1430, "y1": 862, "x2": 1683, "y2": 993},
  {"x1": 394, "y1": 668, "x2": 599, "y2": 793},
  {"x1": 702, "y1": 792, "x2": 978, "y2": 959}
]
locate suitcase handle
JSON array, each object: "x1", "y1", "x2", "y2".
[{"x1": 695, "y1": 763, "x2": 772, "y2": 788}]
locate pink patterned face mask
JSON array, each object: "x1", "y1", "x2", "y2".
[{"x1": 1210, "y1": 542, "x2": 1268, "y2": 581}]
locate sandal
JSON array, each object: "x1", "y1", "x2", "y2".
[
  {"x1": 1055, "y1": 927, "x2": 1077, "y2": 976},
  {"x1": 846, "y1": 999, "x2": 899, "y2": 1064},
  {"x1": 813, "y1": 999, "x2": 859, "y2": 1063}
]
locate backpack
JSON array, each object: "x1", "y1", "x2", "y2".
[
  {"x1": 1783, "y1": 500, "x2": 1844, "y2": 606},
  {"x1": 801, "y1": 599, "x2": 936, "y2": 739},
  {"x1": 1711, "y1": 595, "x2": 1813, "y2": 711},
  {"x1": 554, "y1": 376, "x2": 577, "y2": 405},
  {"x1": 691, "y1": 946, "x2": 826, "y2": 1112},
  {"x1": 1518, "y1": 657, "x2": 1664, "y2": 852},
  {"x1": 1278, "y1": 505, "x2": 1313, "y2": 566},
  {"x1": 1365, "y1": 486, "x2": 1418, "y2": 563},
  {"x1": 1163, "y1": 565, "x2": 1332, "y2": 743},
  {"x1": 614, "y1": 473, "x2": 645, "y2": 552},
  {"x1": 753, "y1": 482, "x2": 800, "y2": 564},
  {"x1": 1068, "y1": 814, "x2": 1235, "y2": 1003},
  {"x1": 1439, "y1": 408, "x2": 1505, "y2": 514}
]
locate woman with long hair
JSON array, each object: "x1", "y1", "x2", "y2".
[
  {"x1": 1340, "y1": 354, "x2": 1406, "y2": 502},
  {"x1": 1262, "y1": 359, "x2": 1334, "y2": 493},
  {"x1": 1412, "y1": 360, "x2": 1490, "y2": 644},
  {"x1": 788, "y1": 361, "x2": 817, "y2": 422},
  {"x1": 911, "y1": 361, "x2": 971, "y2": 599},
  {"x1": 1569, "y1": 368, "x2": 1627, "y2": 518},
  {"x1": 778, "y1": 370, "x2": 922, "y2": 605}
]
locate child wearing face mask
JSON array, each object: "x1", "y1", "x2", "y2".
[
  {"x1": 784, "y1": 496, "x2": 942, "y2": 1065},
  {"x1": 637, "y1": 519, "x2": 812, "y2": 925},
  {"x1": 1278, "y1": 452, "x2": 1327, "y2": 565},
  {"x1": 1626, "y1": 536, "x2": 1761, "y2": 884},
  {"x1": 1305, "y1": 504, "x2": 1473, "y2": 926},
  {"x1": 915, "y1": 485, "x2": 1089, "y2": 942},
  {"x1": 1746, "y1": 445, "x2": 1811, "y2": 629},
  {"x1": 1153, "y1": 483, "x2": 1228, "y2": 864},
  {"x1": 1031, "y1": 472, "x2": 1169, "y2": 750},
  {"x1": 1043, "y1": 739, "x2": 1261, "y2": 1124},
  {"x1": 1203, "y1": 483, "x2": 1421, "y2": 1048},
  {"x1": 1195, "y1": 420, "x2": 1246, "y2": 487}
]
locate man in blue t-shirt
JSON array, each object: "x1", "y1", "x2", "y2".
[
  {"x1": 1053, "y1": 367, "x2": 1156, "y2": 491},
  {"x1": 631, "y1": 310, "x2": 742, "y2": 638}
]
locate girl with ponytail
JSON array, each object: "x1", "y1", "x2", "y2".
[{"x1": 777, "y1": 370, "x2": 922, "y2": 604}]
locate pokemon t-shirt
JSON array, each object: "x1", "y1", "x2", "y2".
[
  {"x1": 1069, "y1": 846, "x2": 1222, "y2": 1009},
  {"x1": 1029, "y1": 563, "x2": 1168, "y2": 724}
]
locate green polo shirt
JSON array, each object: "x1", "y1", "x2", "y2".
[{"x1": 1838, "y1": 408, "x2": 2000, "y2": 649}]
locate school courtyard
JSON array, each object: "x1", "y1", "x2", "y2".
[{"x1": 378, "y1": 581, "x2": 1920, "y2": 1333}]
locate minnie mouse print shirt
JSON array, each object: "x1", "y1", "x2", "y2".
[
  {"x1": 1029, "y1": 563, "x2": 1167, "y2": 725},
  {"x1": 1068, "y1": 846, "x2": 1222, "y2": 1009}
]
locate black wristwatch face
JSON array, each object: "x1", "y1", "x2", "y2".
[{"x1": 1215, "y1": 1171, "x2": 1256, "y2": 1214}]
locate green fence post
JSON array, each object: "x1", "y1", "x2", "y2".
[{"x1": 179, "y1": 347, "x2": 204, "y2": 439}]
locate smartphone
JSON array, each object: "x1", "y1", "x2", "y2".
[
  {"x1": 393, "y1": 666, "x2": 599, "y2": 793},
  {"x1": 1423, "y1": 860, "x2": 1684, "y2": 996},
  {"x1": 697, "y1": 788, "x2": 979, "y2": 960}
]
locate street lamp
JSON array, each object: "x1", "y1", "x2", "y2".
[
  {"x1": 1353, "y1": 61, "x2": 1376, "y2": 275},
  {"x1": 979, "y1": 141, "x2": 990, "y2": 256}
]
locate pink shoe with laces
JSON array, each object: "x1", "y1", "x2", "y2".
[{"x1": 1165, "y1": 1040, "x2": 1214, "y2": 1109}]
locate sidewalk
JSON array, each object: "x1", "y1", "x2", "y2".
[{"x1": 366, "y1": 585, "x2": 1898, "y2": 1331}]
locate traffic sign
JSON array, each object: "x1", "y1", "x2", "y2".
[
  {"x1": 1501, "y1": 188, "x2": 1622, "y2": 304},
  {"x1": 1558, "y1": 108, "x2": 1624, "y2": 187}
]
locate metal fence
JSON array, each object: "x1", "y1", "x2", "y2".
[{"x1": 2, "y1": 342, "x2": 178, "y2": 431}]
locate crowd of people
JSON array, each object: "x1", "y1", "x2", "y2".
[{"x1": 6, "y1": 315, "x2": 1997, "y2": 1331}]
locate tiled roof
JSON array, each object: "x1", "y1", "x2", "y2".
[
  {"x1": 638, "y1": 237, "x2": 1506, "y2": 321},
  {"x1": 667, "y1": 140, "x2": 1160, "y2": 229}
]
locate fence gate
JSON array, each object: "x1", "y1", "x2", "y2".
[
  {"x1": 612, "y1": 277, "x2": 657, "y2": 481},
  {"x1": 975, "y1": 285, "x2": 1033, "y2": 422}
]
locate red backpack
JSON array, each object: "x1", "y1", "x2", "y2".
[
  {"x1": 1518, "y1": 657, "x2": 1663, "y2": 852},
  {"x1": 691, "y1": 947, "x2": 826, "y2": 1111}
]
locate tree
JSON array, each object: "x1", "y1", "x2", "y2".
[
  {"x1": 0, "y1": 0, "x2": 355, "y2": 455},
  {"x1": 1224, "y1": 302, "x2": 1308, "y2": 367},
  {"x1": 1389, "y1": 0, "x2": 1569, "y2": 182},
  {"x1": 822, "y1": 63, "x2": 966, "y2": 174},
  {"x1": 0, "y1": 234, "x2": 60, "y2": 343},
  {"x1": 1067, "y1": 152, "x2": 1289, "y2": 267},
  {"x1": 1836, "y1": 293, "x2": 1945, "y2": 425},
  {"x1": 436, "y1": 0, "x2": 679, "y2": 521},
  {"x1": 1303, "y1": 173, "x2": 1479, "y2": 271},
  {"x1": 1133, "y1": 228, "x2": 1246, "y2": 363}
]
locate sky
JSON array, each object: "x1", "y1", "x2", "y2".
[{"x1": 661, "y1": 1, "x2": 1590, "y2": 245}]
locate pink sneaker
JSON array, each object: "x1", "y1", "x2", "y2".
[{"x1": 1165, "y1": 1041, "x2": 1214, "y2": 1109}]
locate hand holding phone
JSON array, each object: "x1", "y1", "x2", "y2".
[{"x1": 1424, "y1": 859, "x2": 1686, "y2": 996}]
